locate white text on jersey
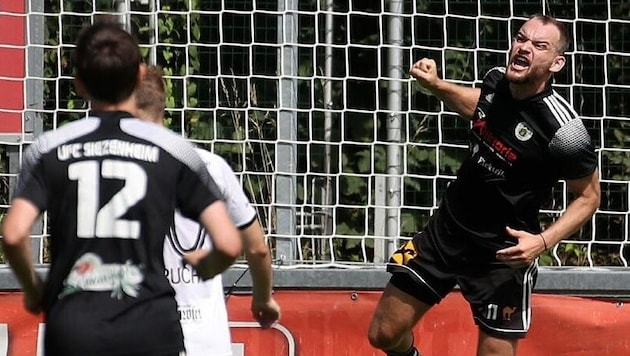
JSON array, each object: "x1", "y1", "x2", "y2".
[
  {"x1": 57, "y1": 139, "x2": 159, "y2": 163},
  {"x1": 165, "y1": 266, "x2": 203, "y2": 285}
]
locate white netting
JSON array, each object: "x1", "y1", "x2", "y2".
[{"x1": 1, "y1": 0, "x2": 629, "y2": 269}]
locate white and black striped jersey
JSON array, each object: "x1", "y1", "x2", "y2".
[
  {"x1": 442, "y1": 67, "x2": 597, "y2": 248},
  {"x1": 13, "y1": 110, "x2": 223, "y2": 355}
]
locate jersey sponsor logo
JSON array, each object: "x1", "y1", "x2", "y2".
[
  {"x1": 57, "y1": 139, "x2": 160, "y2": 163},
  {"x1": 476, "y1": 156, "x2": 505, "y2": 178},
  {"x1": 472, "y1": 119, "x2": 518, "y2": 163},
  {"x1": 178, "y1": 305, "x2": 204, "y2": 322},
  {"x1": 60, "y1": 253, "x2": 144, "y2": 299},
  {"x1": 514, "y1": 122, "x2": 533, "y2": 141},
  {"x1": 164, "y1": 265, "x2": 203, "y2": 285}
]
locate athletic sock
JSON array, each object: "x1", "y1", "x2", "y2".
[{"x1": 386, "y1": 345, "x2": 420, "y2": 356}]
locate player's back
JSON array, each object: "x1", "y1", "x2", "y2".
[{"x1": 16, "y1": 110, "x2": 221, "y2": 355}]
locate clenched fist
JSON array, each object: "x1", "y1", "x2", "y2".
[{"x1": 409, "y1": 58, "x2": 439, "y2": 91}]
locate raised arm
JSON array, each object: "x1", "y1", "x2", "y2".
[{"x1": 410, "y1": 58, "x2": 480, "y2": 120}]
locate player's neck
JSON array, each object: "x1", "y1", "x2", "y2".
[
  {"x1": 90, "y1": 96, "x2": 137, "y2": 115},
  {"x1": 509, "y1": 78, "x2": 550, "y2": 100}
]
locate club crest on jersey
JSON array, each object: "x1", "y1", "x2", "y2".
[{"x1": 515, "y1": 122, "x2": 533, "y2": 141}]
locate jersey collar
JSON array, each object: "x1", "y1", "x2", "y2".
[{"x1": 88, "y1": 110, "x2": 135, "y2": 120}]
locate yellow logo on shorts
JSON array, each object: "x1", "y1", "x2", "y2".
[{"x1": 389, "y1": 240, "x2": 417, "y2": 265}]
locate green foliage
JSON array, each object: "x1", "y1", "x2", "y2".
[{"x1": 537, "y1": 250, "x2": 554, "y2": 267}]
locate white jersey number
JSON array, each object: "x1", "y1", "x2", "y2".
[{"x1": 68, "y1": 159, "x2": 147, "y2": 239}]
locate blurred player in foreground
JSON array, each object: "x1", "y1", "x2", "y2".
[
  {"x1": 368, "y1": 14, "x2": 600, "y2": 356},
  {"x1": 1, "y1": 21, "x2": 242, "y2": 355},
  {"x1": 135, "y1": 65, "x2": 281, "y2": 356}
]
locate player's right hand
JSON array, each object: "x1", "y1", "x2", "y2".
[
  {"x1": 409, "y1": 58, "x2": 439, "y2": 91},
  {"x1": 251, "y1": 296, "x2": 281, "y2": 329}
]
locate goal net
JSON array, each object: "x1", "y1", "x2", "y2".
[{"x1": 1, "y1": 0, "x2": 629, "y2": 269}]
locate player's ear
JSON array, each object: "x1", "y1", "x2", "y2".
[
  {"x1": 137, "y1": 63, "x2": 147, "y2": 86},
  {"x1": 549, "y1": 55, "x2": 566, "y2": 74}
]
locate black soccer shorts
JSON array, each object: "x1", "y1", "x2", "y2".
[{"x1": 387, "y1": 212, "x2": 538, "y2": 339}]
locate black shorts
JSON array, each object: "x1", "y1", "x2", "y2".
[
  {"x1": 387, "y1": 210, "x2": 538, "y2": 339},
  {"x1": 44, "y1": 294, "x2": 185, "y2": 355}
]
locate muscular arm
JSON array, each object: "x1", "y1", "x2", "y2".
[
  {"x1": 1, "y1": 198, "x2": 44, "y2": 314},
  {"x1": 497, "y1": 170, "x2": 600, "y2": 266},
  {"x1": 540, "y1": 170, "x2": 600, "y2": 247},
  {"x1": 429, "y1": 80, "x2": 480, "y2": 120},
  {"x1": 410, "y1": 58, "x2": 480, "y2": 120}
]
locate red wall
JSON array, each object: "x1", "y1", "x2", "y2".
[
  {"x1": 2, "y1": 291, "x2": 630, "y2": 356},
  {"x1": 0, "y1": 1, "x2": 25, "y2": 133},
  {"x1": 228, "y1": 291, "x2": 630, "y2": 356}
]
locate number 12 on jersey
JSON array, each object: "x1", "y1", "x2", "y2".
[{"x1": 68, "y1": 159, "x2": 147, "y2": 239}]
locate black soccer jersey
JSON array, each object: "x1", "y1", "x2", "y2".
[
  {"x1": 441, "y1": 67, "x2": 597, "y2": 248},
  {"x1": 13, "y1": 110, "x2": 223, "y2": 355}
]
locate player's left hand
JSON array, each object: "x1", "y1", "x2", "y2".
[
  {"x1": 251, "y1": 296, "x2": 281, "y2": 329},
  {"x1": 496, "y1": 226, "x2": 546, "y2": 268}
]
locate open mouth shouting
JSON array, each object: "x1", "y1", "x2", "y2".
[
  {"x1": 510, "y1": 54, "x2": 530, "y2": 72},
  {"x1": 510, "y1": 54, "x2": 530, "y2": 71}
]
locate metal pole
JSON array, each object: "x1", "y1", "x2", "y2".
[
  {"x1": 148, "y1": 0, "x2": 157, "y2": 65},
  {"x1": 385, "y1": 0, "x2": 404, "y2": 255},
  {"x1": 115, "y1": 0, "x2": 131, "y2": 32},
  {"x1": 19, "y1": 0, "x2": 46, "y2": 264},
  {"x1": 320, "y1": 0, "x2": 335, "y2": 259},
  {"x1": 275, "y1": 0, "x2": 299, "y2": 264}
]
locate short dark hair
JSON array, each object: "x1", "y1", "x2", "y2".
[
  {"x1": 529, "y1": 14, "x2": 569, "y2": 54},
  {"x1": 73, "y1": 21, "x2": 141, "y2": 104},
  {"x1": 136, "y1": 65, "x2": 166, "y2": 121}
]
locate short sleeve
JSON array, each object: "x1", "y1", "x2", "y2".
[
  {"x1": 549, "y1": 119, "x2": 597, "y2": 179},
  {"x1": 13, "y1": 138, "x2": 49, "y2": 211},
  {"x1": 481, "y1": 67, "x2": 506, "y2": 92},
  {"x1": 207, "y1": 153, "x2": 257, "y2": 228},
  {"x1": 175, "y1": 148, "x2": 224, "y2": 220}
]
